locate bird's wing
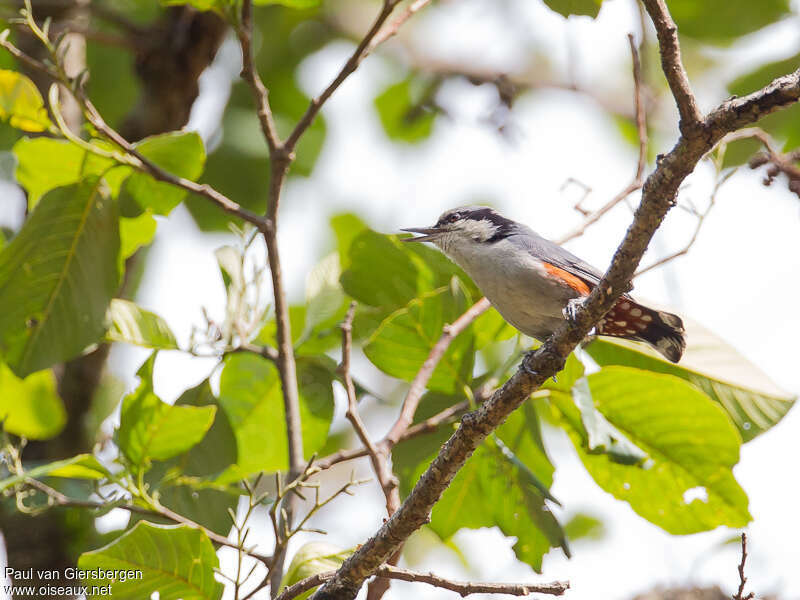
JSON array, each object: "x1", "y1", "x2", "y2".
[{"x1": 507, "y1": 225, "x2": 606, "y2": 287}]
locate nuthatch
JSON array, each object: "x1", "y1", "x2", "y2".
[{"x1": 402, "y1": 206, "x2": 685, "y2": 363}]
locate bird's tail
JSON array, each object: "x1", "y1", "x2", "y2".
[{"x1": 595, "y1": 298, "x2": 686, "y2": 363}]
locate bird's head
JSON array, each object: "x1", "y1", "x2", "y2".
[{"x1": 401, "y1": 206, "x2": 515, "y2": 252}]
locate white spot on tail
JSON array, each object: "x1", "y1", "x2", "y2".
[
  {"x1": 641, "y1": 314, "x2": 652, "y2": 322},
  {"x1": 619, "y1": 302, "x2": 631, "y2": 310},
  {"x1": 630, "y1": 308, "x2": 642, "y2": 317}
]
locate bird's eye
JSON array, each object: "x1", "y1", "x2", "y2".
[{"x1": 447, "y1": 214, "x2": 460, "y2": 223}]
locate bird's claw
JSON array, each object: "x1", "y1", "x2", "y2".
[
  {"x1": 563, "y1": 297, "x2": 586, "y2": 324},
  {"x1": 521, "y1": 351, "x2": 558, "y2": 383}
]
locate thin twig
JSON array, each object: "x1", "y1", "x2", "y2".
[
  {"x1": 368, "y1": 0, "x2": 433, "y2": 50},
  {"x1": 635, "y1": 167, "x2": 733, "y2": 276},
  {"x1": 339, "y1": 302, "x2": 400, "y2": 516},
  {"x1": 384, "y1": 297, "x2": 490, "y2": 446},
  {"x1": 274, "y1": 566, "x2": 567, "y2": 600},
  {"x1": 284, "y1": 0, "x2": 403, "y2": 152},
  {"x1": 640, "y1": 0, "x2": 702, "y2": 134},
  {"x1": 733, "y1": 533, "x2": 755, "y2": 600},
  {"x1": 376, "y1": 565, "x2": 569, "y2": 597},
  {"x1": 235, "y1": 0, "x2": 282, "y2": 155},
  {"x1": 21, "y1": 478, "x2": 272, "y2": 562},
  {"x1": 0, "y1": 36, "x2": 267, "y2": 231},
  {"x1": 557, "y1": 32, "x2": 649, "y2": 244}
]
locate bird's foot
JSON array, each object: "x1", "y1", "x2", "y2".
[
  {"x1": 563, "y1": 297, "x2": 587, "y2": 324},
  {"x1": 521, "y1": 350, "x2": 558, "y2": 383}
]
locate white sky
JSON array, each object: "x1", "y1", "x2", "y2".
[{"x1": 2, "y1": 0, "x2": 800, "y2": 598}]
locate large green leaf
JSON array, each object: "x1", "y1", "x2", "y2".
[
  {"x1": 78, "y1": 522, "x2": 223, "y2": 600},
  {"x1": 394, "y1": 394, "x2": 567, "y2": 572},
  {"x1": 13, "y1": 137, "x2": 128, "y2": 208},
  {"x1": 119, "y1": 211, "x2": 157, "y2": 260},
  {"x1": 125, "y1": 131, "x2": 206, "y2": 215},
  {"x1": 542, "y1": 0, "x2": 603, "y2": 18},
  {"x1": 667, "y1": 0, "x2": 791, "y2": 43},
  {"x1": 585, "y1": 321, "x2": 795, "y2": 442},
  {"x1": 0, "y1": 362, "x2": 65, "y2": 439},
  {"x1": 106, "y1": 299, "x2": 179, "y2": 350},
  {"x1": 0, "y1": 177, "x2": 121, "y2": 377},
  {"x1": 551, "y1": 367, "x2": 751, "y2": 534},
  {"x1": 364, "y1": 288, "x2": 474, "y2": 394},
  {"x1": 116, "y1": 356, "x2": 216, "y2": 470},
  {"x1": 217, "y1": 353, "x2": 334, "y2": 477},
  {"x1": 0, "y1": 453, "x2": 109, "y2": 493},
  {"x1": 0, "y1": 69, "x2": 51, "y2": 132},
  {"x1": 135, "y1": 381, "x2": 239, "y2": 537}
]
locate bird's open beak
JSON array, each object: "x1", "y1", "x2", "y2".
[{"x1": 400, "y1": 226, "x2": 442, "y2": 242}]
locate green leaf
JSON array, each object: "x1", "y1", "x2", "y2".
[
  {"x1": 585, "y1": 320, "x2": 795, "y2": 442},
  {"x1": 564, "y1": 512, "x2": 606, "y2": 542},
  {"x1": 280, "y1": 542, "x2": 351, "y2": 600},
  {"x1": 374, "y1": 78, "x2": 437, "y2": 143},
  {"x1": 542, "y1": 0, "x2": 603, "y2": 18},
  {"x1": 364, "y1": 288, "x2": 474, "y2": 394},
  {"x1": 0, "y1": 453, "x2": 109, "y2": 493},
  {"x1": 119, "y1": 211, "x2": 157, "y2": 260},
  {"x1": 472, "y1": 307, "x2": 516, "y2": 349},
  {"x1": 0, "y1": 362, "x2": 65, "y2": 439},
  {"x1": 394, "y1": 394, "x2": 567, "y2": 572},
  {"x1": 217, "y1": 353, "x2": 333, "y2": 477},
  {"x1": 301, "y1": 252, "x2": 345, "y2": 344},
  {"x1": 668, "y1": 0, "x2": 791, "y2": 43},
  {"x1": 330, "y1": 213, "x2": 367, "y2": 269},
  {"x1": 78, "y1": 522, "x2": 223, "y2": 600},
  {"x1": 135, "y1": 381, "x2": 239, "y2": 537},
  {"x1": 552, "y1": 367, "x2": 752, "y2": 534},
  {"x1": 0, "y1": 69, "x2": 51, "y2": 132},
  {"x1": 13, "y1": 137, "x2": 128, "y2": 209},
  {"x1": 106, "y1": 299, "x2": 179, "y2": 350},
  {"x1": 568, "y1": 377, "x2": 649, "y2": 465},
  {"x1": 0, "y1": 177, "x2": 121, "y2": 377},
  {"x1": 117, "y1": 356, "x2": 216, "y2": 469},
  {"x1": 125, "y1": 131, "x2": 206, "y2": 215}
]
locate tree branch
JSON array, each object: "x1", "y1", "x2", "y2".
[
  {"x1": 339, "y1": 302, "x2": 399, "y2": 516},
  {"x1": 640, "y1": 0, "x2": 702, "y2": 134},
  {"x1": 733, "y1": 533, "x2": 755, "y2": 600},
  {"x1": 274, "y1": 567, "x2": 567, "y2": 600},
  {"x1": 311, "y1": 43, "x2": 800, "y2": 600},
  {"x1": 384, "y1": 297, "x2": 490, "y2": 446},
  {"x1": 236, "y1": 0, "x2": 282, "y2": 155},
  {"x1": 557, "y1": 32, "x2": 648, "y2": 244},
  {"x1": 375, "y1": 565, "x2": 569, "y2": 597},
  {"x1": 284, "y1": 0, "x2": 403, "y2": 152}
]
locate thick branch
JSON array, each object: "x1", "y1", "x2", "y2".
[
  {"x1": 311, "y1": 64, "x2": 800, "y2": 600},
  {"x1": 640, "y1": 0, "x2": 702, "y2": 133}
]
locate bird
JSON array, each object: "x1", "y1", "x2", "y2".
[{"x1": 401, "y1": 206, "x2": 686, "y2": 363}]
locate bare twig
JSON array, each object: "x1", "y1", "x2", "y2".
[
  {"x1": 723, "y1": 127, "x2": 800, "y2": 198},
  {"x1": 640, "y1": 0, "x2": 702, "y2": 133},
  {"x1": 733, "y1": 533, "x2": 755, "y2": 600},
  {"x1": 635, "y1": 166, "x2": 733, "y2": 276},
  {"x1": 557, "y1": 33, "x2": 649, "y2": 244},
  {"x1": 375, "y1": 565, "x2": 569, "y2": 597},
  {"x1": 339, "y1": 302, "x2": 400, "y2": 516},
  {"x1": 235, "y1": 0, "x2": 282, "y2": 155},
  {"x1": 369, "y1": 0, "x2": 433, "y2": 49},
  {"x1": 284, "y1": 0, "x2": 403, "y2": 152},
  {"x1": 384, "y1": 297, "x2": 490, "y2": 446},
  {"x1": 19, "y1": 478, "x2": 272, "y2": 562},
  {"x1": 274, "y1": 566, "x2": 567, "y2": 600}
]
